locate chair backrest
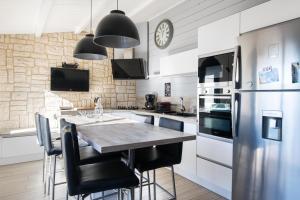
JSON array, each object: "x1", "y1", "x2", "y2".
[
  {"x1": 136, "y1": 114, "x2": 154, "y2": 125},
  {"x1": 62, "y1": 129, "x2": 79, "y2": 196},
  {"x1": 34, "y1": 113, "x2": 43, "y2": 146},
  {"x1": 40, "y1": 115, "x2": 54, "y2": 155},
  {"x1": 159, "y1": 117, "x2": 184, "y2": 132},
  {"x1": 60, "y1": 119, "x2": 81, "y2": 164},
  {"x1": 158, "y1": 117, "x2": 184, "y2": 164}
]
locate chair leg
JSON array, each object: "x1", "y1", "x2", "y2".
[
  {"x1": 66, "y1": 189, "x2": 69, "y2": 200},
  {"x1": 52, "y1": 155, "x2": 57, "y2": 200},
  {"x1": 121, "y1": 189, "x2": 125, "y2": 200},
  {"x1": 139, "y1": 172, "x2": 143, "y2": 200},
  {"x1": 153, "y1": 170, "x2": 156, "y2": 200},
  {"x1": 130, "y1": 187, "x2": 135, "y2": 200},
  {"x1": 43, "y1": 151, "x2": 47, "y2": 195},
  {"x1": 42, "y1": 150, "x2": 45, "y2": 182},
  {"x1": 147, "y1": 171, "x2": 151, "y2": 200},
  {"x1": 118, "y1": 189, "x2": 121, "y2": 200},
  {"x1": 171, "y1": 166, "x2": 177, "y2": 199},
  {"x1": 102, "y1": 191, "x2": 104, "y2": 200},
  {"x1": 47, "y1": 155, "x2": 52, "y2": 195}
]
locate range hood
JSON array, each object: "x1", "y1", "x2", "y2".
[{"x1": 111, "y1": 58, "x2": 148, "y2": 80}]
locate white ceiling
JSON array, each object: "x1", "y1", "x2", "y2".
[{"x1": 0, "y1": 0, "x2": 187, "y2": 36}]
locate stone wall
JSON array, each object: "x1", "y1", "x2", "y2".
[{"x1": 0, "y1": 33, "x2": 136, "y2": 134}]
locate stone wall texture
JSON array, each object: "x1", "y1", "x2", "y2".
[{"x1": 0, "y1": 33, "x2": 136, "y2": 133}]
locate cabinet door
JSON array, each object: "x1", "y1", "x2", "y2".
[
  {"x1": 197, "y1": 136, "x2": 233, "y2": 167},
  {"x1": 198, "y1": 14, "x2": 240, "y2": 56},
  {"x1": 160, "y1": 49, "x2": 198, "y2": 76},
  {"x1": 2, "y1": 136, "x2": 42, "y2": 158},
  {"x1": 197, "y1": 157, "x2": 232, "y2": 199},
  {"x1": 240, "y1": 0, "x2": 300, "y2": 33},
  {"x1": 174, "y1": 123, "x2": 197, "y2": 180}
]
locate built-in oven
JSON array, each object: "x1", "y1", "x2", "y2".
[
  {"x1": 198, "y1": 51, "x2": 234, "y2": 87},
  {"x1": 198, "y1": 87, "x2": 232, "y2": 139}
]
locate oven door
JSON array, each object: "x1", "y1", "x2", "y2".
[
  {"x1": 198, "y1": 95, "x2": 232, "y2": 139},
  {"x1": 198, "y1": 52, "x2": 234, "y2": 86}
]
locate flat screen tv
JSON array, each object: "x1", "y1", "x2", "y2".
[
  {"x1": 111, "y1": 58, "x2": 147, "y2": 79},
  {"x1": 50, "y1": 68, "x2": 89, "y2": 92}
]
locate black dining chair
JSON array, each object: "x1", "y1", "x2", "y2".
[
  {"x1": 134, "y1": 117, "x2": 184, "y2": 200},
  {"x1": 34, "y1": 113, "x2": 47, "y2": 193},
  {"x1": 62, "y1": 128, "x2": 139, "y2": 200},
  {"x1": 60, "y1": 119, "x2": 122, "y2": 165},
  {"x1": 40, "y1": 115, "x2": 65, "y2": 200}
]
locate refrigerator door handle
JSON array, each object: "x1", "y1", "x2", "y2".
[
  {"x1": 232, "y1": 93, "x2": 241, "y2": 138},
  {"x1": 233, "y1": 45, "x2": 241, "y2": 89}
]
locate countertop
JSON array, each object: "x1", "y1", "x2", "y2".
[
  {"x1": 108, "y1": 109, "x2": 197, "y2": 124},
  {"x1": 60, "y1": 109, "x2": 197, "y2": 124}
]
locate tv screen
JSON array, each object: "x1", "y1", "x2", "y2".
[
  {"x1": 50, "y1": 68, "x2": 89, "y2": 92},
  {"x1": 111, "y1": 58, "x2": 147, "y2": 79}
]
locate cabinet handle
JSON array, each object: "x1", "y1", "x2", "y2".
[{"x1": 197, "y1": 154, "x2": 232, "y2": 169}]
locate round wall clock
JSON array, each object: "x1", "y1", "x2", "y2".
[{"x1": 154, "y1": 19, "x2": 173, "y2": 49}]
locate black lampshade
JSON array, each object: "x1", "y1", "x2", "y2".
[
  {"x1": 74, "y1": 34, "x2": 108, "y2": 60},
  {"x1": 94, "y1": 10, "x2": 140, "y2": 48}
]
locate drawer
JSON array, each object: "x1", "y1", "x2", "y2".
[
  {"x1": 197, "y1": 157, "x2": 232, "y2": 198},
  {"x1": 197, "y1": 136, "x2": 232, "y2": 167}
]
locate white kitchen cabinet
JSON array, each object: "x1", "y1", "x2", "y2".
[
  {"x1": 240, "y1": 0, "x2": 300, "y2": 33},
  {"x1": 196, "y1": 135, "x2": 233, "y2": 199},
  {"x1": 174, "y1": 122, "x2": 197, "y2": 182},
  {"x1": 198, "y1": 13, "x2": 240, "y2": 56},
  {"x1": 197, "y1": 135, "x2": 233, "y2": 167},
  {"x1": 0, "y1": 135, "x2": 43, "y2": 165},
  {"x1": 197, "y1": 157, "x2": 232, "y2": 199},
  {"x1": 160, "y1": 48, "x2": 198, "y2": 76}
]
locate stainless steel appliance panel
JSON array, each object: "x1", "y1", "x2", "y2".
[
  {"x1": 237, "y1": 18, "x2": 300, "y2": 91},
  {"x1": 233, "y1": 91, "x2": 300, "y2": 200}
]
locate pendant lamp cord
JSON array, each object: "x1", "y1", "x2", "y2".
[
  {"x1": 117, "y1": 0, "x2": 118, "y2": 10},
  {"x1": 90, "y1": 0, "x2": 92, "y2": 33}
]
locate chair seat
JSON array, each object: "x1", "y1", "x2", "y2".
[
  {"x1": 79, "y1": 146, "x2": 121, "y2": 165},
  {"x1": 134, "y1": 147, "x2": 175, "y2": 172},
  {"x1": 77, "y1": 160, "x2": 139, "y2": 194}
]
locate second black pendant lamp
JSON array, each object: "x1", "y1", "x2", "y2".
[
  {"x1": 73, "y1": 0, "x2": 107, "y2": 60},
  {"x1": 94, "y1": 0, "x2": 140, "y2": 48}
]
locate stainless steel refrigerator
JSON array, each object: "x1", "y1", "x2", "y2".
[{"x1": 232, "y1": 18, "x2": 300, "y2": 200}]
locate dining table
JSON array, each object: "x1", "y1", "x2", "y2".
[{"x1": 63, "y1": 113, "x2": 196, "y2": 199}]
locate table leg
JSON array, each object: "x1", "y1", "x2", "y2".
[
  {"x1": 127, "y1": 149, "x2": 135, "y2": 170},
  {"x1": 127, "y1": 149, "x2": 135, "y2": 200}
]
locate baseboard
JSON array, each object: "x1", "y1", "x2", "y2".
[{"x1": 0, "y1": 153, "x2": 43, "y2": 165}]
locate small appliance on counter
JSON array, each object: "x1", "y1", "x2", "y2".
[
  {"x1": 145, "y1": 94, "x2": 156, "y2": 110},
  {"x1": 156, "y1": 102, "x2": 171, "y2": 113},
  {"x1": 117, "y1": 106, "x2": 139, "y2": 110}
]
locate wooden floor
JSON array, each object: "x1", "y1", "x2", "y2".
[{"x1": 0, "y1": 160, "x2": 226, "y2": 200}]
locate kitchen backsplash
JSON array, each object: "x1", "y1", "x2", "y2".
[
  {"x1": 0, "y1": 33, "x2": 136, "y2": 133},
  {"x1": 136, "y1": 74, "x2": 197, "y2": 112}
]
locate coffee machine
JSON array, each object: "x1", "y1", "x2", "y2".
[{"x1": 145, "y1": 94, "x2": 156, "y2": 110}]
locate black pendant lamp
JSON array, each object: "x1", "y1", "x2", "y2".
[
  {"x1": 94, "y1": 0, "x2": 140, "y2": 48},
  {"x1": 74, "y1": 0, "x2": 107, "y2": 60}
]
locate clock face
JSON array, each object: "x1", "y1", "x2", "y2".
[{"x1": 155, "y1": 19, "x2": 173, "y2": 49}]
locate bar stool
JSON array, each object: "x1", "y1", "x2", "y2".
[
  {"x1": 40, "y1": 115, "x2": 65, "y2": 200},
  {"x1": 134, "y1": 117, "x2": 184, "y2": 200},
  {"x1": 61, "y1": 129, "x2": 139, "y2": 200},
  {"x1": 34, "y1": 113, "x2": 47, "y2": 193}
]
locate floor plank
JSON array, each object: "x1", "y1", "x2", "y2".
[{"x1": 0, "y1": 160, "x2": 227, "y2": 200}]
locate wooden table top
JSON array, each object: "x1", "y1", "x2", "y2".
[{"x1": 76, "y1": 118, "x2": 196, "y2": 153}]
